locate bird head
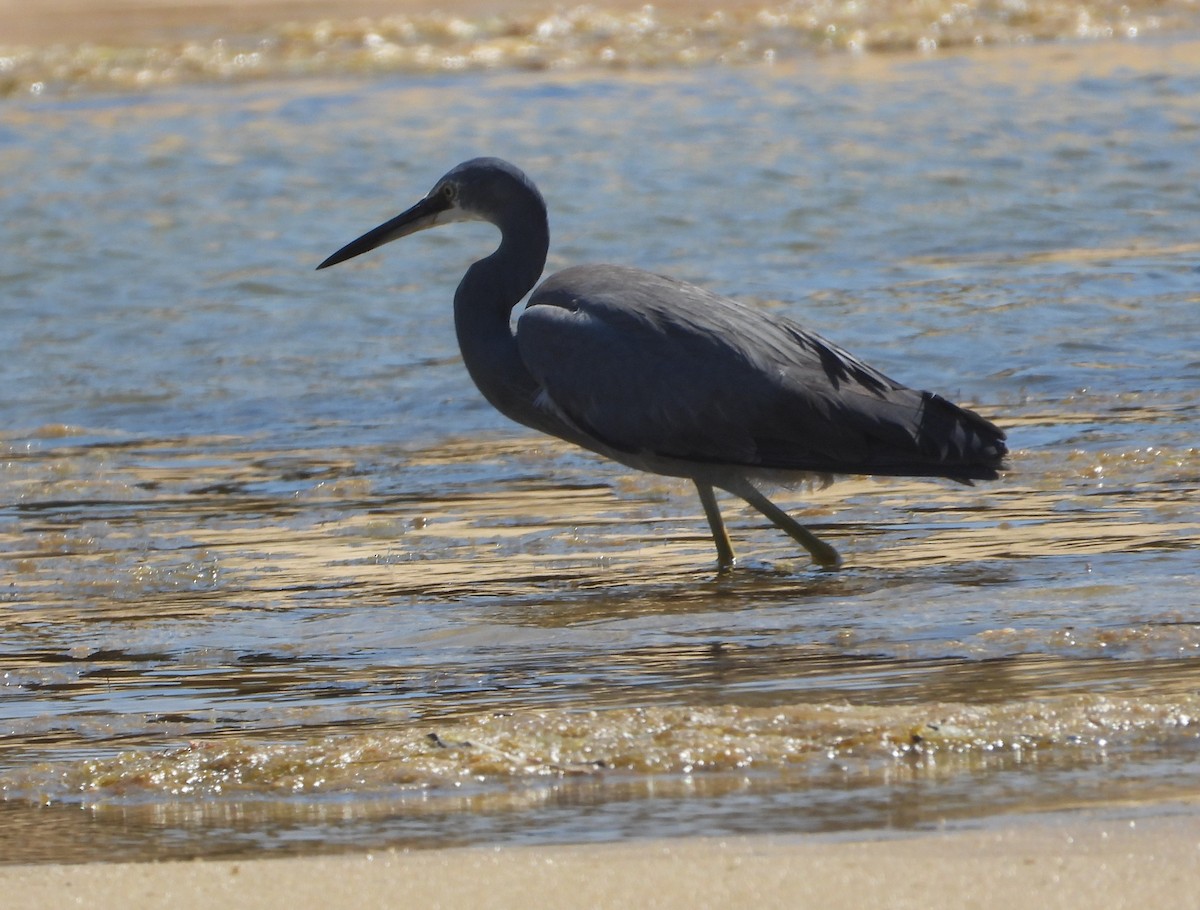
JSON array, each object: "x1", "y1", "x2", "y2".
[{"x1": 316, "y1": 158, "x2": 544, "y2": 270}]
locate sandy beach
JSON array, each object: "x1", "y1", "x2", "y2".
[
  {"x1": 3, "y1": 807, "x2": 1199, "y2": 909},
  {"x1": 4, "y1": 0, "x2": 1199, "y2": 904}
]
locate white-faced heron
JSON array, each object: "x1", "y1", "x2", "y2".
[{"x1": 318, "y1": 158, "x2": 1007, "y2": 570}]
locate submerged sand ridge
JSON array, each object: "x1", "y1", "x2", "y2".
[{"x1": 4, "y1": 0, "x2": 1200, "y2": 95}]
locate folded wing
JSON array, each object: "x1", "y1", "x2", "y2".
[{"x1": 516, "y1": 264, "x2": 1007, "y2": 481}]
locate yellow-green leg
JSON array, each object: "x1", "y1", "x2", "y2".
[
  {"x1": 728, "y1": 479, "x2": 842, "y2": 569},
  {"x1": 694, "y1": 482, "x2": 736, "y2": 572}
]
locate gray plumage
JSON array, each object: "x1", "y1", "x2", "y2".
[{"x1": 319, "y1": 157, "x2": 1007, "y2": 570}]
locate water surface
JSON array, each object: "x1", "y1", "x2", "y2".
[{"x1": 1, "y1": 37, "x2": 1199, "y2": 862}]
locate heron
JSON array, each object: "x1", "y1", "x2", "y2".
[{"x1": 318, "y1": 158, "x2": 1007, "y2": 570}]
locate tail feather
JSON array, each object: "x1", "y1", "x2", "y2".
[{"x1": 911, "y1": 392, "x2": 1008, "y2": 481}]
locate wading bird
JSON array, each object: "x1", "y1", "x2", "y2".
[{"x1": 318, "y1": 158, "x2": 1007, "y2": 570}]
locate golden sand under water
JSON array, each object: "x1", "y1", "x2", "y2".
[
  {"x1": 3, "y1": 0, "x2": 1200, "y2": 96},
  {"x1": 4, "y1": 423, "x2": 1195, "y2": 604},
  {"x1": 2, "y1": 407, "x2": 1198, "y2": 827}
]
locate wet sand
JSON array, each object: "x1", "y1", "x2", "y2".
[{"x1": 4, "y1": 807, "x2": 1199, "y2": 909}]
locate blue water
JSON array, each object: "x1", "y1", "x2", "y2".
[
  {"x1": 1, "y1": 37, "x2": 1198, "y2": 863},
  {"x1": 5, "y1": 47, "x2": 1197, "y2": 445}
]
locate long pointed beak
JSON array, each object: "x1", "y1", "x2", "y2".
[{"x1": 316, "y1": 192, "x2": 452, "y2": 270}]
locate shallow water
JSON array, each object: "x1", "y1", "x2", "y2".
[{"x1": 2, "y1": 36, "x2": 1199, "y2": 863}]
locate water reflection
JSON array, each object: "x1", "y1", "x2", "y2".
[{"x1": 2, "y1": 419, "x2": 1198, "y2": 863}]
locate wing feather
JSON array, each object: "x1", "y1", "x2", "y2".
[{"x1": 515, "y1": 264, "x2": 1005, "y2": 479}]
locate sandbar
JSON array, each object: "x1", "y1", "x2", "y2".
[{"x1": 1, "y1": 0, "x2": 713, "y2": 46}]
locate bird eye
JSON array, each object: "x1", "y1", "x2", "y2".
[{"x1": 439, "y1": 184, "x2": 457, "y2": 203}]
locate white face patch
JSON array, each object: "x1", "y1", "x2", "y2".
[{"x1": 428, "y1": 203, "x2": 474, "y2": 228}]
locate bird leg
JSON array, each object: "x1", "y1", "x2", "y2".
[
  {"x1": 727, "y1": 479, "x2": 842, "y2": 569},
  {"x1": 694, "y1": 482, "x2": 736, "y2": 572}
]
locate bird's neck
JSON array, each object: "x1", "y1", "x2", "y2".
[{"x1": 452, "y1": 210, "x2": 549, "y2": 426}]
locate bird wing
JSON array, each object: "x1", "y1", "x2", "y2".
[{"x1": 516, "y1": 264, "x2": 1005, "y2": 478}]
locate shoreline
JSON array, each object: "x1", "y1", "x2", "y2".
[{"x1": 3, "y1": 807, "x2": 1199, "y2": 909}]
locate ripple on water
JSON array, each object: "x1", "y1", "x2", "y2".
[
  {"x1": 2, "y1": 690, "x2": 1199, "y2": 862},
  {"x1": 3, "y1": 34, "x2": 1200, "y2": 862},
  {"x1": 2, "y1": 410, "x2": 1198, "y2": 861}
]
